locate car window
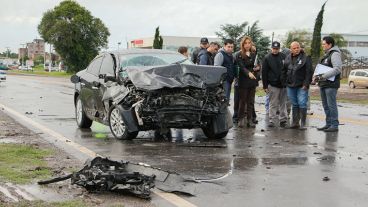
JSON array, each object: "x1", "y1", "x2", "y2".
[
  {"x1": 86, "y1": 57, "x2": 103, "y2": 76},
  {"x1": 119, "y1": 53, "x2": 193, "y2": 69},
  {"x1": 350, "y1": 71, "x2": 355, "y2": 76},
  {"x1": 363, "y1": 72, "x2": 368, "y2": 77},
  {"x1": 100, "y1": 54, "x2": 115, "y2": 76},
  {"x1": 356, "y1": 72, "x2": 363, "y2": 77}
]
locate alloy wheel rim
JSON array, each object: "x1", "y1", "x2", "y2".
[
  {"x1": 76, "y1": 99, "x2": 83, "y2": 124},
  {"x1": 110, "y1": 108, "x2": 125, "y2": 137}
]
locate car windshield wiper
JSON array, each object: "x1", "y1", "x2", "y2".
[{"x1": 171, "y1": 58, "x2": 187, "y2": 65}]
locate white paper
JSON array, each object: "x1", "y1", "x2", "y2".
[{"x1": 314, "y1": 64, "x2": 335, "y2": 81}]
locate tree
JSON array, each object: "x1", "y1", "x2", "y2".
[
  {"x1": 215, "y1": 21, "x2": 248, "y2": 52},
  {"x1": 311, "y1": 2, "x2": 327, "y2": 66},
  {"x1": 34, "y1": 55, "x2": 44, "y2": 65},
  {"x1": 283, "y1": 29, "x2": 312, "y2": 54},
  {"x1": 330, "y1": 33, "x2": 351, "y2": 60},
  {"x1": 246, "y1": 21, "x2": 271, "y2": 61},
  {"x1": 153, "y1": 27, "x2": 163, "y2": 49},
  {"x1": 38, "y1": 0, "x2": 110, "y2": 73},
  {"x1": 215, "y1": 21, "x2": 270, "y2": 59}
]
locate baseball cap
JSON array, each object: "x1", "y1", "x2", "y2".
[
  {"x1": 271, "y1": 41, "x2": 281, "y2": 49},
  {"x1": 200, "y1": 37, "x2": 209, "y2": 44}
]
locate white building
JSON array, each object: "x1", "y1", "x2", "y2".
[
  {"x1": 129, "y1": 36, "x2": 221, "y2": 54},
  {"x1": 340, "y1": 33, "x2": 368, "y2": 57}
]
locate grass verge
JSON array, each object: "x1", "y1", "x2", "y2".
[
  {"x1": 0, "y1": 144, "x2": 52, "y2": 184},
  {"x1": 7, "y1": 64, "x2": 72, "y2": 78},
  {"x1": 310, "y1": 95, "x2": 368, "y2": 105},
  {"x1": 6, "y1": 200, "x2": 90, "y2": 207}
]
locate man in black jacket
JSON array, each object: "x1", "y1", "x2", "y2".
[
  {"x1": 282, "y1": 41, "x2": 312, "y2": 129},
  {"x1": 191, "y1": 37, "x2": 209, "y2": 64},
  {"x1": 198, "y1": 42, "x2": 220, "y2": 65},
  {"x1": 262, "y1": 41, "x2": 287, "y2": 127}
]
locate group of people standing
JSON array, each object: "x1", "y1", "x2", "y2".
[{"x1": 178, "y1": 35, "x2": 342, "y2": 132}]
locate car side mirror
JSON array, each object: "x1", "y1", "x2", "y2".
[
  {"x1": 99, "y1": 74, "x2": 116, "y2": 82},
  {"x1": 70, "y1": 75, "x2": 80, "y2": 83}
]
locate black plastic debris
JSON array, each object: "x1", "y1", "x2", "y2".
[
  {"x1": 38, "y1": 157, "x2": 199, "y2": 198},
  {"x1": 322, "y1": 176, "x2": 330, "y2": 181},
  {"x1": 39, "y1": 157, "x2": 155, "y2": 199}
]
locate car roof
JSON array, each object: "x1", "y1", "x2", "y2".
[{"x1": 104, "y1": 49, "x2": 179, "y2": 56}]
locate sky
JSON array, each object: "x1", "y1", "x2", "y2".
[{"x1": 1, "y1": 0, "x2": 367, "y2": 53}]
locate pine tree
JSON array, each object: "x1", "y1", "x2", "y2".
[
  {"x1": 153, "y1": 27, "x2": 163, "y2": 49},
  {"x1": 311, "y1": 2, "x2": 327, "y2": 67}
]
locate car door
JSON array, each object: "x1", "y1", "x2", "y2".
[
  {"x1": 362, "y1": 71, "x2": 368, "y2": 87},
  {"x1": 80, "y1": 56, "x2": 103, "y2": 119},
  {"x1": 95, "y1": 53, "x2": 116, "y2": 119},
  {"x1": 356, "y1": 72, "x2": 363, "y2": 87}
]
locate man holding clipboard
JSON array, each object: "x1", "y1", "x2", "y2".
[{"x1": 312, "y1": 36, "x2": 342, "y2": 132}]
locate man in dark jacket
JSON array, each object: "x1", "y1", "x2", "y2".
[
  {"x1": 192, "y1": 37, "x2": 209, "y2": 64},
  {"x1": 313, "y1": 36, "x2": 342, "y2": 132},
  {"x1": 198, "y1": 42, "x2": 220, "y2": 65},
  {"x1": 282, "y1": 41, "x2": 312, "y2": 129},
  {"x1": 262, "y1": 41, "x2": 287, "y2": 127},
  {"x1": 214, "y1": 39, "x2": 235, "y2": 101}
]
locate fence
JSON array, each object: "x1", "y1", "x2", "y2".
[{"x1": 341, "y1": 56, "x2": 368, "y2": 78}]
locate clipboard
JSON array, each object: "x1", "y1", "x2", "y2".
[{"x1": 314, "y1": 64, "x2": 335, "y2": 81}]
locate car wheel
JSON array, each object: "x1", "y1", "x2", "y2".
[
  {"x1": 109, "y1": 106, "x2": 138, "y2": 140},
  {"x1": 202, "y1": 125, "x2": 228, "y2": 139},
  {"x1": 75, "y1": 96, "x2": 93, "y2": 128},
  {"x1": 349, "y1": 81, "x2": 356, "y2": 89}
]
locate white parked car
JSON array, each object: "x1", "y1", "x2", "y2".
[
  {"x1": 0, "y1": 71, "x2": 6, "y2": 82},
  {"x1": 348, "y1": 69, "x2": 368, "y2": 89}
]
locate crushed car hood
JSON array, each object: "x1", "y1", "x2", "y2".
[{"x1": 125, "y1": 64, "x2": 227, "y2": 90}]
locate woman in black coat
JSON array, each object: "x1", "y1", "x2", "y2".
[{"x1": 234, "y1": 36, "x2": 260, "y2": 128}]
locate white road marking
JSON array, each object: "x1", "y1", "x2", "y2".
[
  {"x1": 0, "y1": 102, "x2": 198, "y2": 207},
  {"x1": 6, "y1": 183, "x2": 35, "y2": 201},
  {"x1": 0, "y1": 186, "x2": 19, "y2": 202}
]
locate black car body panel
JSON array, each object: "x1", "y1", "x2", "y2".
[{"x1": 125, "y1": 64, "x2": 227, "y2": 90}]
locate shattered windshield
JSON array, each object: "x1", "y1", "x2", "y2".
[{"x1": 119, "y1": 53, "x2": 192, "y2": 69}]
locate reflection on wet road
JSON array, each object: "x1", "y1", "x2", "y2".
[{"x1": 1, "y1": 75, "x2": 368, "y2": 207}]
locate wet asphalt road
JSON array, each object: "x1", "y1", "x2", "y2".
[{"x1": 1, "y1": 74, "x2": 368, "y2": 207}]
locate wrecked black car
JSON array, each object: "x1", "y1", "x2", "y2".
[{"x1": 71, "y1": 49, "x2": 232, "y2": 140}]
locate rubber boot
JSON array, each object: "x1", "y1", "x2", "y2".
[
  {"x1": 299, "y1": 108, "x2": 307, "y2": 130},
  {"x1": 290, "y1": 107, "x2": 300, "y2": 129}
]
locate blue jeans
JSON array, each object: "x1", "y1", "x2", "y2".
[
  {"x1": 224, "y1": 80, "x2": 233, "y2": 102},
  {"x1": 265, "y1": 93, "x2": 270, "y2": 113},
  {"x1": 287, "y1": 87, "x2": 308, "y2": 109},
  {"x1": 320, "y1": 87, "x2": 339, "y2": 128}
]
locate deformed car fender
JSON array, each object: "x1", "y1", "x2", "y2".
[{"x1": 115, "y1": 105, "x2": 139, "y2": 133}]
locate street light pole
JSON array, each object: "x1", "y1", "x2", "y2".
[
  {"x1": 118, "y1": 42, "x2": 121, "y2": 51},
  {"x1": 20, "y1": 44, "x2": 25, "y2": 67}
]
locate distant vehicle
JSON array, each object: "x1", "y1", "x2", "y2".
[
  {"x1": 70, "y1": 49, "x2": 232, "y2": 140},
  {"x1": 18, "y1": 65, "x2": 33, "y2": 71},
  {"x1": 348, "y1": 69, "x2": 368, "y2": 89},
  {"x1": 0, "y1": 70, "x2": 6, "y2": 82},
  {"x1": 0, "y1": 64, "x2": 8, "y2": 70}
]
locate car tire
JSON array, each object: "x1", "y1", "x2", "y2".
[
  {"x1": 108, "y1": 106, "x2": 138, "y2": 140},
  {"x1": 349, "y1": 81, "x2": 356, "y2": 89},
  {"x1": 202, "y1": 127, "x2": 228, "y2": 139},
  {"x1": 75, "y1": 96, "x2": 93, "y2": 128}
]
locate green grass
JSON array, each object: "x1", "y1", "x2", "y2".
[
  {"x1": 0, "y1": 144, "x2": 52, "y2": 184},
  {"x1": 340, "y1": 78, "x2": 348, "y2": 84},
  {"x1": 8, "y1": 64, "x2": 72, "y2": 78},
  {"x1": 255, "y1": 88, "x2": 266, "y2": 97},
  {"x1": 6, "y1": 200, "x2": 90, "y2": 207},
  {"x1": 310, "y1": 95, "x2": 368, "y2": 105}
]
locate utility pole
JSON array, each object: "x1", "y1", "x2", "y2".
[
  {"x1": 118, "y1": 42, "x2": 121, "y2": 51},
  {"x1": 5, "y1": 47, "x2": 10, "y2": 58},
  {"x1": 271, "y1": 32, "x2": 274, "y2": 43},
  {"x1": 20, "y1": 44, "x2": 25, "y2": 67}
]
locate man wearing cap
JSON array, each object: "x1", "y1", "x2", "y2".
[
  {"x1": 198, "y1": 42, "x2": 220, "y2": 65},
  {"x1": 262, "y1": 41, "x2": 288, "y2": 127},
  {"x1": 192, "y1": 37, "x2": 209, "y2": 64},
  {"x1": 282, "y1": 41, "x2": 312, "y2": 129}
]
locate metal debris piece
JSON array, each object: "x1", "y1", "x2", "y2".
[
  {"x1": 322, "y1": 176, "x2": 330, "y2": 181},
  {"x1": 39, "y1": 157, "x2": 155, "y2": 199}
]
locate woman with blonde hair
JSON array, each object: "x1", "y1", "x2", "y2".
[{"x1": 234, "y1": 36, "x2": 260, "y2": 128}]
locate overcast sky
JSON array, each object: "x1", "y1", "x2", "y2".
[{"x1": 1, "y1": 0, "x2": 367, "y2": 52}]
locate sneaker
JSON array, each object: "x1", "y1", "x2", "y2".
[
  {"x1": 324, "y1": 127, "x2": 338, "y2": 132},
  {"x1": 317, "y1": 125, "x2": 330, "y2": 131},
  {"x1": 280, "y1": 121, "x2": 287, "y2": 128}
]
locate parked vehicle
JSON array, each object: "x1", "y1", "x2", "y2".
[
  {"x1": 0, "y1": 70, "x2": 6, "y2": 82},
  {"x1": 71, "y1": 49, "x2": 232, "y2": 140},
  {"x1": 348, "y1": 69, "x2": 368, "y2": 88}
]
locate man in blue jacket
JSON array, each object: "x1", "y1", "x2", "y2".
[{"x1": 214, "y1": 39, "x2": 235, "y2": 102}]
